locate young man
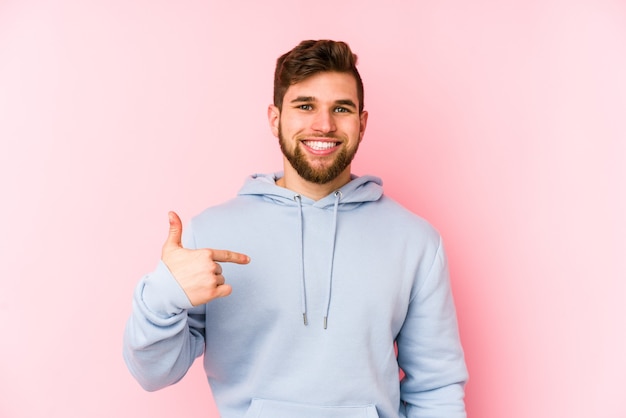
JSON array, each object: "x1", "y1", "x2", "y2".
[{"x1": 123, "y1": 40, "x2": 468, "y2": 418}]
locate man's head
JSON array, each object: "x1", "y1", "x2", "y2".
[
  {"x1": 268, "y1": 40, "x2": 368, "y2": 190},
  {"x1": 273, "y1": 40, "x2": 364, "y2": 113}
]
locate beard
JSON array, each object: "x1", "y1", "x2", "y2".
[{"x1": 278, "y1": 123, "x2": 360, "y2": 185}]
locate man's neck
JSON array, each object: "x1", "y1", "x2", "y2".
[{"x1": 277, "y1": 163, "x2": 352, "y2": 201}]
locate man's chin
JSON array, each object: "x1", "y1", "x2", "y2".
[
  {"x1": 299, "y1": 165, "x2": 349, "y2": 185},
  {"x1": 281, "y1": 142, "x2": 354, "y2": 185}
]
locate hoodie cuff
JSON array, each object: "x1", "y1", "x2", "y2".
[{"x1": 141, "y1": 260, "x2": 194, "y2": 316}]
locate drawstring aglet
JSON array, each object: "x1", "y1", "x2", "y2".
[
  {"x1": 303, "y1": 313, "x2": 308, "y2": 326},
  {"x1": 323, "y1": 316, "x2": 328, "y2": 329}
]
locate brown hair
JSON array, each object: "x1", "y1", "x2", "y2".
[{"x1": 273, "y1": 40, "x2": 364, "y2": 112}]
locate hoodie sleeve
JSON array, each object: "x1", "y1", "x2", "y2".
[
  {"x1": 397, "y1": 237, "x2": 468, "y2": 418},
  {"x1": 122, "y1": 245, "x2": 206, "y2": 391}
]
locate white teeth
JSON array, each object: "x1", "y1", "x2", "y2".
[{"x1": 304, "y1": 141, "x2": 337, "y2": 150}]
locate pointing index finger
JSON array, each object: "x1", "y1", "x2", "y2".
[{"x1": 211, "y1": 249, "x2": 250, "y2": 265}]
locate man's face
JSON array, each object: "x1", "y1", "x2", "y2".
[{"x1": 269, "y1": 71, "x2": 368, "y2": 185}]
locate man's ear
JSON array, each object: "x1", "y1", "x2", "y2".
[
  {"x1": 268, "y1": 105, "x2": 280, "y2": 137},
  {"x1": 359, "y1": 110, "x2": 368, "y2": 142}
]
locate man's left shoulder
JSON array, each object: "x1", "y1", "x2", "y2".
[{"x1": 367, "y1": 195, "x2": 442, "y2": 239}]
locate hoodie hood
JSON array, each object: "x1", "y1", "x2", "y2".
[
  {"x1": 237, "y1": 172, "x2": 384, "y2": 209},
  {"x1": 237, "y1": 172, "x2": 384, "y2": 328}
]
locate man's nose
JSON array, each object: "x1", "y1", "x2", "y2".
[{"x1": 311, "y1": 110, "x2": 336, "y2": 133}]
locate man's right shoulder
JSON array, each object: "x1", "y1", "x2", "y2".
[{"x1": 190, "y1": 195, "x2": 258, "y2": 226}]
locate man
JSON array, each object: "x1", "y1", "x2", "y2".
[{"x1": 123, "y1": 39, "x2": 468, "y2": 418}]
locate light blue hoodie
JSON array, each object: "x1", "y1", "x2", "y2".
[{"x1": 123, "y1": 173, "x2": 468, "y2": 418}]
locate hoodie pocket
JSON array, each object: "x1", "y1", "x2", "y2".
[{"x1": 244, "y1": 398, "x2": 380, "y2": 418}]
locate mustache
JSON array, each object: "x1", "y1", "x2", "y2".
[{"x1": 296, "y1": 133, "x2": 345, "y2": 141}]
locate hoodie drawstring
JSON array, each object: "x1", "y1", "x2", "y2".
[
  {"x1": 323, "y1": 190, "x2": 341, "y2": 329},
  {"x1": 294, "y1": 191, "x2": 342, "y2": 329},
  {"x1": 293, "y1": 194, "x2": 308, "y2": 326}
]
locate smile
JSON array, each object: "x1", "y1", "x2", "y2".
[{"x1": 302, "y1": 140, "x2": 339, "y2": 151}]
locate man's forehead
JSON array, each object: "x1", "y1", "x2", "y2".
[{"x1": 283, "y1": 72, "x2": 359, "y2": 99}]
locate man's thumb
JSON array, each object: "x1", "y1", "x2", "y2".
[{"x1": 164, "y1": 211, "x2": 183, "y2": 249}]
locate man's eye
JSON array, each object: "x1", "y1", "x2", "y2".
[
  {"x1": 298, "y1": 104, "x2": 313, "y2": 110},
  {"x1": 334, "y1": 107, "x2": 349, "y2": 113}
]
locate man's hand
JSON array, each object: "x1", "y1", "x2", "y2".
[{"x1": 161, "y1": 211, "x2": 250, "y2": 306}]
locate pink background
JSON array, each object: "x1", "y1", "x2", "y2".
[{"x1": 1, "y1": 1, "x2": 625, "y2": 417}]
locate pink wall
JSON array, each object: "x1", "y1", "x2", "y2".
[{"x1": 1, "y1": 1, "x2": 625, "y2": 417}]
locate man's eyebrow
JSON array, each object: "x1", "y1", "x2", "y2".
[
  {"x1": 335, "y1": 99, "x2": 357, "y2": 108},
  {"x1": 289, "y1": 97, "x2": 357, "y2": 109},
  {"x1": 290, "y1": 96, "x2": 316, "y2": 103}
]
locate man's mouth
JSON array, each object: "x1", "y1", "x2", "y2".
[{"x1": 302, "y1": 140, "x2": 340, "y2": 151}]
